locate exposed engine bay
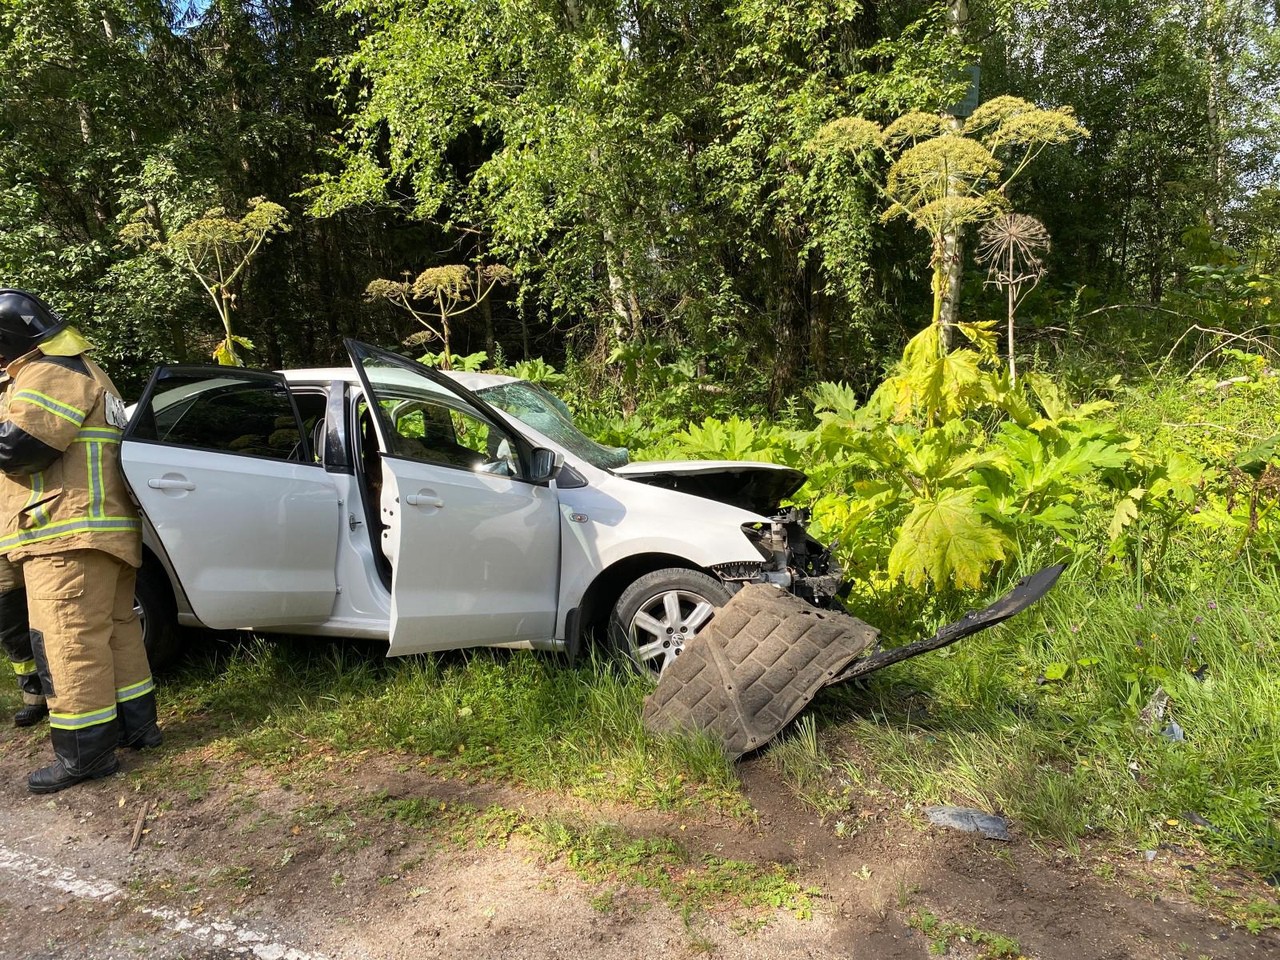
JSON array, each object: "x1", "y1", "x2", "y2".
[{"x1": 727, "y1": 508, "x2": 843, "y2": 606}]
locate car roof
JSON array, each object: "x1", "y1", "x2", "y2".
[{"x1": 282, "y1": 367, "x2": 521, "y2": 390}]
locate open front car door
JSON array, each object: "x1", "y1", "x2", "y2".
[{"x1": 346, "y1": 340, "x2": 561, "y2": 655}]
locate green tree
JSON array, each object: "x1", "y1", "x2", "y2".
[
  {"x1": 313, "y1": 0, "x2": 969, "y2": 404},
  {"x1": 979, "y1": 0, "x2": 1280, "y2": 299},
  {"x1": 0, "y1": 1, "x2": 183, "y2": 370}
]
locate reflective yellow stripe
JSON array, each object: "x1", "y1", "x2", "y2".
[
  {"x1": 0, "y1": 516, "x2": 141, "y2": 551},
  {"x1": 73, "y1": 427, "x2": 122, "y2": 443},
  {"x1": 86, "y1": 441, "x2": 102, "y2": 518},
  {"x1": 25, "y1": 471, "x2": 43, "y2": 508},
  {"x1": 25, "y1": 471, "x2": 50, "y2": 527},
  {"x1": 12, "y1": 389, "x2": 86, "y2": 426},
  {"x1": 49, "y1": 704, "x2": 117, "y2": 730},
  {"x1": 116, "y1": 677, "x2": 154, "y2": 702},
  {"x1": 11, "y1": 659, "x2": 36, "y2": 676}
]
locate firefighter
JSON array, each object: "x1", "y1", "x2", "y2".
[
  {"x1": 0, "y1": 289, "x2": 162, "y2": 793},
  {"x1": 0, "y1": 554, "x2": 47, "y2": 725}
]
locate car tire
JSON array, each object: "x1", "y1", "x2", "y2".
[
  {"x1": 610, "y1": 568, "x2": 732, "y2": 680},
  {"x1": 135, "y1": 565, "x2": 179, "y2": 670}
]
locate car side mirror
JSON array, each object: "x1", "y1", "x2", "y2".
[{"x1": 528, "y1": 446, "x2": 564, "y2": 484}]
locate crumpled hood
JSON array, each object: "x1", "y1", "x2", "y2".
[{"x1": 611, "y1": 460, "x2": 807, "y2": 514}]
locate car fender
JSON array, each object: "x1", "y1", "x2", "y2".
[{"x1": 552, "y1": 473, "x2": 766, "y2": 636}]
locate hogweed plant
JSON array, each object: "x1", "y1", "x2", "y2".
[
  {"x1": 121, "y1": 196, "x2": 290, "y2": 365},
  {"x1": 808, "y1": 97, "x2": 1086, "y2": 353},
  {"x1": 977, "y1": 213, "x2": 1050, "y2": 383},
  {"x1": 365, "y1": 263, "x2": 512, "y2": 370}
]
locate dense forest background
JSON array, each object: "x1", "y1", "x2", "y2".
[{"x1": 2, "y1": 0, "x2": 1276, "y2": 400}]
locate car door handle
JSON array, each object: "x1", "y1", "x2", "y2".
[
  {"x1": 147, "y1": 478, "x2": 196, "y2": 491},
  {"x1": 405, "y1": 493, "x2": 444, "y2": 508}
]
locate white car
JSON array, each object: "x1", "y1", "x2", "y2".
[{"x1": 123, "y1": 340, "x2": 841, "y2": 676}]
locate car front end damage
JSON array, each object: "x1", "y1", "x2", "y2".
[{"x1": 722, "y1": 507, "x2": 844, "y2": 607}]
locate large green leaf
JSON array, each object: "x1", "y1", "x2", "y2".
[{"x1": 887, "y1": 487, "x2": 1011, "y2": 589}]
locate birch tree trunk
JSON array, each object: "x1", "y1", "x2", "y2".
[
  {"x1": 1204, "y1": 0, "x2": 1226, "y2": 235},
  {"x1": 937, "y1": 0, "x2": 970, "y2": 351}
]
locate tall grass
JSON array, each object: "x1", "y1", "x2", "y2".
[{"x1": 824, "y1": 569, "x2": 1280, "y2": 872}]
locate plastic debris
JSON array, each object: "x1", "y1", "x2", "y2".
[
  {"x1": 1160, "y1": 721, "x2": 1185, "y2": 742},
  {"x1": 1139, "y1": 686, "x2": 1169, "y2": 728},
  {"x1": 644, "y1": 565, "x2": 1066, "y2": 758},
  {"x1": 923, "y1": 806, "x2": 1011, "y2": 841}
]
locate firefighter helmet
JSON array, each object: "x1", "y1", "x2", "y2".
[{"x1": 0, "y1": 289, "x2": 67, "y2": 361}]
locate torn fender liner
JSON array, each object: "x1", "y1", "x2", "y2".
[
  {"x1": 828, "y1": 563, "x2": 1066, "y2": 685},
  {"x1": 642, "y1": 583, "x2": 878, "y2": 759}
]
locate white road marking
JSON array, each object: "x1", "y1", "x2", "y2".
[{"x1": 0, "y1": 841, "x2": 330, "y2": 960}]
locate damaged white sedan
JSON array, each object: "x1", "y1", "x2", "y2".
[{"x1": 123, "y1": 339, "x2": 841, "y2": 674}]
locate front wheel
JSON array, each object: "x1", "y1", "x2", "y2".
[{"x1": 609, "y1": 568, "x2": 731, "y2": 680}]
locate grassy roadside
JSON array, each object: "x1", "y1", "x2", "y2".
[
  {"x1": 109, "y1": 555, "x2": 1275, "y2": 890},
  {"x1": 776, "y1": 570, "x2": 1280, "y2": 877},
  {"x1": 2, "y1": 345, "x2": 1274, "y2": 923},
  {"x1": 146, "y1": 639, "x2": 741, "y2": 812}
]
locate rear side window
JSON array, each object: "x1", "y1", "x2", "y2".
[{"x1": 130, "y1": 371, "x2": 306, "y2": 462}]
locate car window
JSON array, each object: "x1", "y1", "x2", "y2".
[
  {"x1": 292, "y1": 391, "x2": 328, "y2": 464},
  {"x1": 351, "y1": 353, "x2": 522, "y2": 477},
  {"x1": 377, "y1": 396, "x2": 511, "y2": 474},
  {"x1": 475, "y1": 381, "x2": 629, "y2": 469},
  {"x1": 131, "y1": 371, "x2": 307, "y2": 462}
]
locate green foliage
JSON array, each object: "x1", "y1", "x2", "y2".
[
  {"x1": 122, "y1": 196, "x2": 290, "y2": 366},
  {"x1": 908, "y1": 911, "x2": 1022, "y2": 959},
  {"x1": 634, "y1": 319, "x2": 1279, "y2": 595},
  {"x1": 367, "y1": 263, "x2": 512, "y2": 370},
  {"x1": 829, "y1": 571, "x2": 1280, "y2": 874},
  {"x1": 888, "y1": 487, "x2": 1011, "y2": 590},
  {"x1": 314, "y1": 0, "x2": 975, "y2": 399},
  {"x1": 502, "y1": 357, "x2": 566, "y2": 388},
  {"x1": 418, "y1": 349, "x2": 488, "y2": 371},
  {"x1": 810, "y1": 96, "x2": 1086, "y2": 329}
]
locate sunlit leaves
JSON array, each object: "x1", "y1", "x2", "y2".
[
  {"x1": 876, "y1": 323, "x2": 997, "y2": 425},
  {"x1": 887, "y1": 487, "x2": 1011, "y2": 589}
]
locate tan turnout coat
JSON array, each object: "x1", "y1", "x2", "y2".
[{"x1": 0, "y1": 345, "x2": 141, "y2": 567}]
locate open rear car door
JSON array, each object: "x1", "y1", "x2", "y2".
[{"x1": 122, "y1": 367, "x2": 340, "y2": 629}]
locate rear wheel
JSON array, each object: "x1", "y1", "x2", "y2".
[
  {"x1": 610, "y1": 568, "x2": 731, "y2": 680},
  {"x1": 134, "y1": 565, "x2": 179, "y2": 670}
]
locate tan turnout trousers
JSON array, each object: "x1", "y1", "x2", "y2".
[{"x1": 22, "y1": 550, "x2": 152, "y2": 731}]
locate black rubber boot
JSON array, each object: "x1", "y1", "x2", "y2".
[
  {"x1": 118, "y1": 688, "x2": 163, "y2": 750},
  {"x1": 1, "y1": 588, "x2": 47, "y2": 725},
  {"x1": 14, "y1": 700, "x2": 48, "y2": 727},
  {"x1": 28, "y1": 721, "x2": 120, "y2": 795}
]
